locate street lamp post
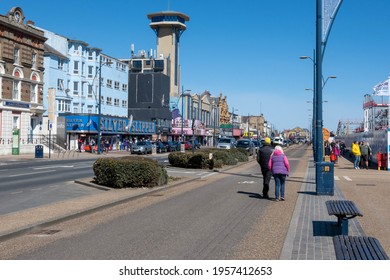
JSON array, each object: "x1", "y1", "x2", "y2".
[
  {"x1": 231, "y1": 107, "x2": 238, "y2": 138},
  {"x1": 213, "y1": 102, "x2": 217, "y2": 147},
  {"x1": 179, "y1": 88, "x2": 191, "y2": 141},
  {"x1": 97, "y1": 56, "x2": 112, "y2": 155}
]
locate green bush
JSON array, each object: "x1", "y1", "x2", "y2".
[
  {"x1": 93, "y1": 157, "x2": 168, "y2": 188},
  {"x1": 168, "y1": 149, "x2": 244, "y2": 168}
]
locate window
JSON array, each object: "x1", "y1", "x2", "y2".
[
  {"x1": 14, "y1": 48, "x2": 20, "y2": 64},
  {"x1": 57, "y1": 100, "x2": 71, "y2": 113},
  {"x1": 88, "y1": 84, "x2": 93, "y2": 98},
  {"x1": 30, "y1": 84, "x2": 37, "y2": 103},
  {"x1": 73, "y1": 103, "x2": 79, "y2": 113},
  {"x1": 100, "y1": 95, "x2": 104, "y2": 104},
  {"x1": 81, "y1": 62, "x2": 85, "y2": 76},
  {"x1": 106, "y1": 79, "x2": 112, "y2": 88},
  {"x1": 73, "y1": 81, "x2": 79, "y2": 95},
  {"x1": 122, "y1": 84, "x2": 128, "y2": 92},
  {"x1": 58, "y1": 59, "x2": 64, "y2": 70},
  {"x1": 32, "y1": 52, "x2": 37, "y2": 69},
  {"x1": 88, "y1": 50, "x2": 93, "y2": 60},
  {"x1": 114, "y1": 98, "x2": 119, "y2": 106},
  {"x1": 13, "y1": 80, "x2": 20, "y2": 100},
  {"x1": 57, "y1": 79, "x2": 64, "y2": 91},
  {"x1": 73, "y1": 61, "x2": 79, "y2": 74},
  {"x1": 88, "y1": 66, "x2": 93, "y2": 78},
  {"x1": 114, "y1": 81, "x2": 120, "y2": 90},
  {"x1": 106, "y1": 97, "x2": 112, "y2": 105},
  {"x1": 87, "y1": 105, "x2": 93, "y2": 113},
  {"x1": 122, "y1": 100, "x2": 127, "y2": 108},
  {"x1": 13, "y1": 116, "x2": 20, "y2": 129}
]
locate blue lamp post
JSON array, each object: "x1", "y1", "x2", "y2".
[{"x1": 314, "y1": 0, "x2": 343, "y2": 195}]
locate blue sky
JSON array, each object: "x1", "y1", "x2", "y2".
[{"x1": 2, "y1": 0, "x2": 390, "y2": 132}]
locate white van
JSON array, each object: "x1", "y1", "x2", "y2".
[
  {"x1": 272, "y1": 137, "x2": 284, "y2": 146},
  {"x1": 217, "y1": 138, "x2": 235, "y2": 149}
]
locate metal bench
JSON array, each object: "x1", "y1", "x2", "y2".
[
  {"x1": 333, "y1": 235, "x2": 389, "y2": 260},
  {"x1": 326, "y1": 200, "x2": 363, "y2": 235}
]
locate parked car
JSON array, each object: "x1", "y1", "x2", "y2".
[
  {"x1": 131, "y1": 141, "x2": 153, "y2": 155},
  {"x1": 153, "y1": 141, "x2": 168, "y2": 153},
  {"x1": 252, "y1": 139, "x2": 262, "y2": 153},
  {"x1": 235, "y1": 139, "x2": 255, "y2": 156},
  {"x1": 217, "y1": 138, "x2": 236, "y2": 149},
  {"x1": 162, "y1": 141, "x2": 180, "y2": 152}
]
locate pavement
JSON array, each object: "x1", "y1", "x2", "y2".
[{"x1": 0, "y1": 147, "x2": 389, "y2": 259}]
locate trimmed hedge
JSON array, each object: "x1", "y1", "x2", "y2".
[
  {"x1": 168, "y1": 148, "x2": 248, "y2": 169},
  {"x1": 93, "y1": 156, "x2": 168, "y2": 188}
]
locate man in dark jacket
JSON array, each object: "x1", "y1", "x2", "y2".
[{"x1": 257, "y1": 137, "x2": 274, "y2": 198}]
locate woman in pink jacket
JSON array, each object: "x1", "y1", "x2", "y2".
[{"x1": 268, "y1": 145, "x2": 290, "y2": 201}]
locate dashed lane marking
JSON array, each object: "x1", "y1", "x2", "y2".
[{"x1": 343, "y1": 176, "x2": 352, "y2": 181}]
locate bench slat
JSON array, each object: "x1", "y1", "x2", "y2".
[
  {"x1": 326, "y1": 200, "x2": 363, "y2": 217},
  {"x1": 333, "y1": 235, "x2": 389, "y2": 260}
]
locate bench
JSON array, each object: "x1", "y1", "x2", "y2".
[
  {"x1": 333, "y1": 235, "x2": 389, "y2": 260},
  {"x1": 326, "y1": 200, "x2": 363, "y2": 235}
]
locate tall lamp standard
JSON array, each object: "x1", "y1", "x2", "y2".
[
  {"x1": 231, "y1": 107, "x2": 238, "y2": 138},
  {"x1": 212, "y1": 101, "x2": 219, "y2": 147},
  {"x1": 97, "y1": 56, "x2": 112, "y2": 155},
  {"x1": 180, "y1": 88, "x2": 191, "y2": 141},
  {"x1": 300, "y1": 51, "x2": 336, "y2": 161}
]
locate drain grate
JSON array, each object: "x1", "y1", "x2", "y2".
[
  {"x1": 355, "y1": 184, "x2": 376, "y2": 186},
  {"x1": 30, "y1": 229, "x2": 61, "y2": 236}
]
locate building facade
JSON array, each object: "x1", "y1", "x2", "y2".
[{"x1": 0, "y1": 7, "x2": 46, "y2": 155}]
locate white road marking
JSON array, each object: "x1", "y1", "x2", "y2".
[
  {"x1": 7, "y1": 170, "x2": 55, "y2": 177},
  {"x1": 334, "y1": 176, "x2": 340, "y2": 181},
  {"x1": 10, "y1": 191, "x2": 23, "y2": 195},
  {"x1": 33, "y1": 165, "x2": 74, "y2": 170},
  {"x1": 238, "y1": 181, "x2": 256, "y2": 184},
  {"x1": 343, "y1": 176, "x2": 352, "y2": 181}
]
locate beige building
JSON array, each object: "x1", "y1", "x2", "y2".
[{"x1": 0, "y1": 7, "x2": 46, "y2": 155}]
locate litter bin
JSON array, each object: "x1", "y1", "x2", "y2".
[
  {"x1": 35, "y1": 145, "x2": 44, "y2": 158},
  {"x1": 315, "y1": 162, "x2": 334, "y2": 196}
]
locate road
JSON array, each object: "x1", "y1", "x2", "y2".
[
  {"x1": 2, "y1": 145, "x2": 308, "y2": 259},
  {"x1": 0, "y1": 155, "x2": 219, "y2": 215}
]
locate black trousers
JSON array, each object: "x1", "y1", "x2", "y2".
[{"x1": 261, "y1": 168, "x2": 272, "y2": 196}]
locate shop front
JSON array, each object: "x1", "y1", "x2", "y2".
[{"x1": 65, "y1": 114, "x2": 156, "y2": 151}]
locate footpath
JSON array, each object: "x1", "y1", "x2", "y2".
[{"x1": 0, "y1": 148, "x2": 389, "y2": 259}]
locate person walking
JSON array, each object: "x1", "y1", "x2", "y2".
[
  {"x1": 359, "y1": 141, "x2": 371, "y2": 170},
  {"x1": 351, "y1": 140, "x2": 361, "y2": 169},
  {"x1": 256, "y1": 137, "x2": 274, "y2": 199},
  {"x1": 268, "y1": 145, "x2": 290, "y2": 201}
]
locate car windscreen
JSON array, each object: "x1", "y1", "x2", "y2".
[
  {"x1": 219, "y1": 139, "x2": 233, "y2": 143},
  {"x1": 236, "y1": 141, "x2": 250, "y2": 147}
]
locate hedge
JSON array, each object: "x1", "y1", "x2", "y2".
[{"x1": 93, "y1": 156, "x2": 168, "y2": 188}]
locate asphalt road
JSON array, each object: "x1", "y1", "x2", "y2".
[
  {"x1": 0, "y1": 155, "x2": 215, "y2": 215},
  {"x1": 6, "y1": 145, "x2": 308, "y2": 260}
]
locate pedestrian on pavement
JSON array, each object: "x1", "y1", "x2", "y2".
[
  {"x1": 351, "y1": 140, "x2": 361, "y2": 169},
  {"x1": 268, "y1": 145, "x2": 290, "y2": 202},
  {"x1": 77, "y1": 138, "x2": 83, "y2": 152},
  {"x1": 104, "y1": 139, "x2": 110, "y2": 154},
  {"x1": 359, "y1": 141, "x2": 371, "y2": 170},
  {"x1": 257, "y1": 137, "x2": 274, "y2": 199}
]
